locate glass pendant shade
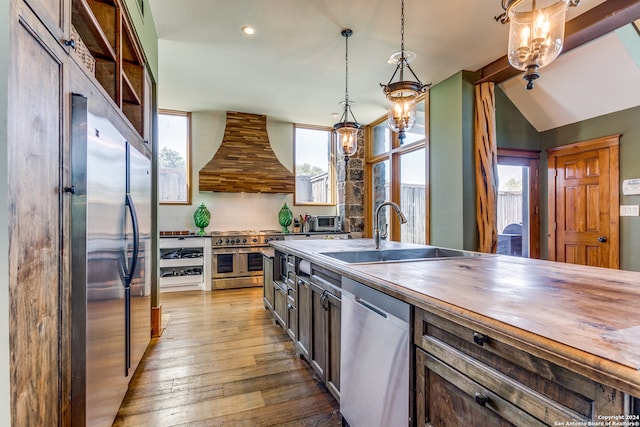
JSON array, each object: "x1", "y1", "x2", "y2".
[
  {"x1": 384, "y1": 81, "x2": 421, "y2": 141},
  {"x1": 334, "y1": 28, "x2": 362, "y2": 162},
  {"x1": 335, "y1": 122, "x2": 360, "y2": 158},
  {"x1": 506, "y1": 0, "x2": 569, "y2": 89}
]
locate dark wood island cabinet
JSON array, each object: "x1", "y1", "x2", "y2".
[
  {"x1": 269, "y1": 239, "x2": 640, "y2": 427},
  {"x1": 266, "y1": 250, "x2": 341, "y2": 402}
]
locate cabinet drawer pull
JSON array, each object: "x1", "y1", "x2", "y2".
[
  {"x1": 473, "y1": 332, "x2": 489, "y2": 346},
  {"x1": 474, "y1": 392, "x2": 489, "y2": 406}
]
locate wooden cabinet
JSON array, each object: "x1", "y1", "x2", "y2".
[
  {"x1": 8, "y1": 3, "x2": 71, "y2": 424},
  {"x1": 7, "y1": 0, "x2": 154, "y2": 424},
  {"x1": 273, "y1": 280, "x2": 287, "y2": 328},
  {"x1": 262, "y1": 255, "x2": 274, "y2": 310},
  {"x1": 285, "y1": 258, "x2": 297, "y2": 341},
  {"x1": 22, "y1": 0, "x2": 69, "y2": 40},
  {"x1": 71, "y1": 0, "x2": 147, "y2": 137},
  {"x1": 308, "y1": 267, "x2": 341, "y2": 401},
  {"x1": 267, "y1": 251, "x2": 341, "y2": 402},
  {"x1": 324, "y1": 288, "x2": 341, "y2": 400},
  {"x1": 414, "y1": 306, "x2": 638, "y2": 427}
]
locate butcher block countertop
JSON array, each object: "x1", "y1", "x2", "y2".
[{"x1": 270, "y1": 238, "x2": 640, "y2": 397}]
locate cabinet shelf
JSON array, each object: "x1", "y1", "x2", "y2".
[
  {"x1": 71, "y1": 0, "x2": 148, "y2": 138},
  {"x1": 122, "y1": 65, "x2": 142, "y2": 105},
  {"x1": 160, "y1": 258, "x2": 204, "y2": 268},
  {"x1": 72, "y1": 0, "x2": 117, "y2": 61}
]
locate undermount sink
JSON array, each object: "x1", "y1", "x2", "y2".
[{"x1": 319, "y1": 247, "x2": 483, "y2": 264}]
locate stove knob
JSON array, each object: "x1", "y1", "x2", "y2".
[
  {"x1": 217, "y1": 239, "x2": 223, "y2": 244},
  {"x1": 225, "y1": 239, "x2": 230, "y2": 244},
  {"x1": 252, "y1": 238, "x2": 258, "y2": 243},
  {"x1": 243, "y1": 238, "x2": 247, "y2": 243}
]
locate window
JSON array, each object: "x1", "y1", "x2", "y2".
[
  {"x1": 294, "y1": 125, "x2": 335, "y2": 205},
  {"x1": 367, "y1": 96, "x2": 429, "y2": 244},
  {"x1": 158, "y1": 110, "x2": 191, "y2": 204}
]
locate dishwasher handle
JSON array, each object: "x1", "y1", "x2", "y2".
[{"x1": 356, "y1": 298, "x2": 387, "y2": 319}]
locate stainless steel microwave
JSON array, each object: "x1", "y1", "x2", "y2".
[{"x1": 310, "y1": 216, "x2": 341, "y2": 232}]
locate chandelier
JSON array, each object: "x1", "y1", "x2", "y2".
[
  {"x1": 496, "y1": 0, "x2": 580, "y2": 90},
  {"x1": 333, "y1": 29, "x2": 362, "y2": 163},
  {"x1": 381, "y1": 0, "x2": 429, "y2": 143}
]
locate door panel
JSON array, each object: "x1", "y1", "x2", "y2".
[
  {"x1": 548, "y1": 136, "x2": 619, "y2": 268},
  {"x1": 8, "y1": 12, "x2": 67, "y2": 425}
]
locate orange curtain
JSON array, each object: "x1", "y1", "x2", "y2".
[{"x1": 474, "y1": 82, "x2": 498, "y2": 253}]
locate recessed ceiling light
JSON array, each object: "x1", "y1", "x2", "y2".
[{"x1": 242, "y1": 25, "x2": 255, "y2": 35}]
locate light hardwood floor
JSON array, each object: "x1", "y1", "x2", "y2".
[{"x1": 113, "y1": 288, "x2": 342, "y2": 426}]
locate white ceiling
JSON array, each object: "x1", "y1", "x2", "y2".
[{"x1": 147, "y1": 0, "x2": 639, "y2": 131}]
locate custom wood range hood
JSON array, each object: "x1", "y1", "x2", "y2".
[{"x1": 199, "y1": 111, "x2": 295, "y2": 193}]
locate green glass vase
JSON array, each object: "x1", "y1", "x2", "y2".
[
  {"x1": 278, "y1": 203, "x2": 293, "y2": 233},
  {"x1": 193, "y1": 202, "x2": 211, "y2": 236}
]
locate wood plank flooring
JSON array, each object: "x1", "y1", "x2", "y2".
[{"x1": 113, "y1": 288, "x2": 342, "y2": 426}]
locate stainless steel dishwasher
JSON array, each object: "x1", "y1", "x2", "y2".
[{"x1": 340, "y1": 277, "x2": 410, "y2": 427}]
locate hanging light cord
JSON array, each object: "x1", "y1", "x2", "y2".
[
  {"x1": 400, "y1": 0, "x2": 405, "y2": 75},
  {"x1": 344, "y1": 31, "x2": 350, "y2": 108},
  {"x1": 383, "y1": 0, "x2": 427, "y2": 89},
  {"x1": 340, "y1": 29, "x2": 358, "y2": 124}
]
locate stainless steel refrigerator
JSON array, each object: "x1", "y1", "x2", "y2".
[{"x1": 70, "y1": 95, "x2": 151, "y2": 426}]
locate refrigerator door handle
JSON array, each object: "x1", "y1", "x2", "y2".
[{"x1": 124, "y1": 193, "x2": 140, "y2": 288}]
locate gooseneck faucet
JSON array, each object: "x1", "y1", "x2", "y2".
[{"x1": 374, "y1": 201, "x2": 408, "y2": 249}]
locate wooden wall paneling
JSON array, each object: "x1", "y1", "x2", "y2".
[{"x1": 199, "y1": 112, "x2": 295, "y2": 193}]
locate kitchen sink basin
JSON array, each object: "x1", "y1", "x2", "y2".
[{"x1": 319, "y1": 247, "x2": 482, "y2": 264}]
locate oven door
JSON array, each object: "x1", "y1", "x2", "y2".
[
  {"x1": 238, "y1": 247, "x2": 266, "y2": 277},
  {"x1": 212, "y1": 248, "x2": 239, "y2": 279}
]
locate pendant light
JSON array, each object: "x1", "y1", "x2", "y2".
[
  {"x1": 496, "y1": 0, "x2": 579, "y2": 90},
  {"x1": 334, "y1": 29, "x2": 362, "y2": 163},
  {"x1": 381, "y1": 0, "x2": 429, "y2": 143}
]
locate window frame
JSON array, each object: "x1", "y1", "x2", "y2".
[
  {"x1": 158, "y1": 109, "x2": 192, "y2": 205},
  {"x1": 365, "y1": 94, "x2": 430, "y2": 243},
  {"x1": 293, "y1": 124, "x2": 336, "y2": 206}
]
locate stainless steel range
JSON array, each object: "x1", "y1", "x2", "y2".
[{"x1": 210, "y1": 230, "x2": 284, "y2": 290}]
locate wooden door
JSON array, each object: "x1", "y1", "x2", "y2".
[
  {"x1": 8, "y1": 3, "x2": 70, "y2": 425},
  {"x1": 547, "y1": 136, "x2": 619, "y2": 268}
]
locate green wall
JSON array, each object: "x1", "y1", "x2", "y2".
[
  {"x1": 429, "y1": 71, "x2": 478, "y2": 250},
  {"x1": 123, "y1": 0, "x2": 158, "y2": 81},
  {"x1": 540, "y1": 106, "x2": 640, "y2": 271},
  {"x1": 495, "y1": 86, "x2": 539, "y2": 150}
]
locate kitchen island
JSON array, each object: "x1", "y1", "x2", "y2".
[{"x1": 269, "y1": 238, "x2": 640, "y2": 427}]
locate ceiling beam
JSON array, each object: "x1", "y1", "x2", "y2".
[{"x1": 475, "y1": 0, "x2": 640, "y2": 85}]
